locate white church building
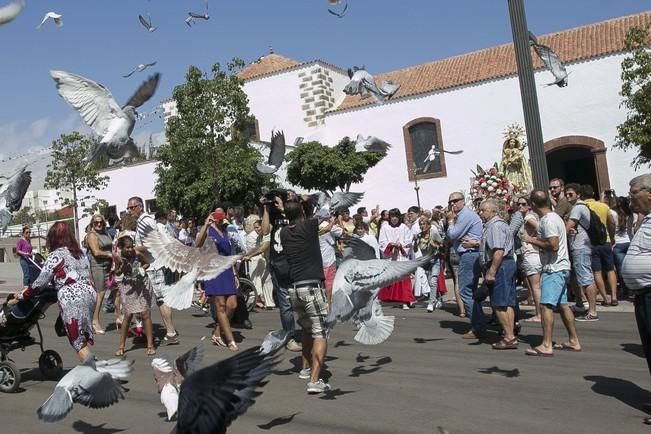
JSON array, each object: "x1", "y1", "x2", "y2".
[{"x1": 81, "y1": 10, "x2": 651, "y2": 230}]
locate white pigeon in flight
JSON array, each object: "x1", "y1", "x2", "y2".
[
  {"x1": 0, "y1": 165, "x2": 31, "y2": 234},
  {"x1": 311, "y1": 191, "x2": 364, "y2": 221},
  {"x1": 123, "y1": 61, "x2": 157, "y2": 78},
  {"x1": 253, "y1": 130, "x2": 286, "y2": 175},
  {"x1": 422, "y1": 145, "x2": 463, "y2": 172},
  {"x1": 529, "y1": 32, "x2": 569, "y2": 87},
  {"x1": 36, "y1": 11, "x2": 63, "y2": 29},
  {"x1": 0, "y1": 0, "x2": 24, "y2": 27},
  {"x1": 50, "y1": 70, "x2": 161, "y2": 165},
  {"x1": 344, "y1": 66, "x2": 400, "y2": 104},
  {"x1": 355, "y1": 134, "x2": 391, "y2": 154},
  {"x1": 36, "y1": 354, "x2": 133, "y2": 423}
]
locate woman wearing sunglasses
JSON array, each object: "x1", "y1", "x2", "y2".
[{"x1": 86, "y1": 214, "x2": 114, "y2": 334}]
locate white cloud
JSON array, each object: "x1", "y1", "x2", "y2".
[{"x1": 0, "y1": 117, "x2": 50, "y2": 161}]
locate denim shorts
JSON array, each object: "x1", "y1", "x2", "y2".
[
  {"x1": 540, "y1": 270, "x2": 570, "y2": 306},
  {"x1": 488, "y1": 258, "x2": 517, "y2": 308},
  {"x1": 571, "y1": 250, "x2": 594, "y2": 287},
  {"x1": 591, "y1": 244, "x2": 615, "y2": 272},
  {"x1": 288, "y1": 285, "x2": 329, "y2": 338}
]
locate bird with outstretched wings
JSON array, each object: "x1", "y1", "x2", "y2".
[
  {"x1": 529, "y1": 32, "x2": 568, "y2": 87},
  {"x1": 253, "y1": 130, "x2": 286, "y2": 175}
]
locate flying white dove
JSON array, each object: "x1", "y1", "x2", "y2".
[
  {"x1": 36, "y1": 353, "x2": 133, "y2": 423},
  {"x1": 0, "y1": 0, "x2": 24, "y2": 27},
  {"x1": 137, "y1": 222, "x2": 240, "y2": 310},
  {"x1": 311, "y1": 191, "x2": 364, "y2": 221},
  {"x1": 173, "y1": 332, "x2": 283, "y2": 434},
  {"x1": 355, "y1": 134, "x2": 391, "y2": 154},
  {"x1": 138, "y1": 14, "x2": 156, "y2": 32},
  {"x1": 253, "y1": 130, "x2": 286, "y2": 175},
  {"x1": 151, "y1": 340, "x2": 205, "y2": 420},
  {"x1": 327, "y1": 237, "x2": 433, "y2": 345},
  {"x1": 0, "y1": 166, "x2": 31, "y2": 234},
  {"x1": 344, "y1": 66, "x2": 400, "y2": 104},
  {"x1": 50, "y1": 70, "x2": 161, "y2": 165},
  {"x1": 188, "y1": 0, "x2": 209, "y2": 20},
  {"x1": 123, "y1": 61, "x2": 157, "y2": 78},
  {"x1": 36, "y1": 12, "x2": 63, "y2": 29},
  {"x1": 529, "y1": 32, "x2": 568, "y2": 87},
  {"x1": 422, "y1": 145, "x2": 463, "y2": 172}
]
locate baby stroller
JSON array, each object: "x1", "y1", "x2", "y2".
[{"x1": 0, "y1": 255, "x2": 64, "y2": 392}]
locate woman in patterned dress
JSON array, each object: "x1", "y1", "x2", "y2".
[{"x1": 19, "y1": 222, "x2": 96, "y2": 361}]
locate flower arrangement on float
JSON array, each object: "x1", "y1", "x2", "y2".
[{"x1": 470, "y1": 162, "x2": 516, "y2": 208}]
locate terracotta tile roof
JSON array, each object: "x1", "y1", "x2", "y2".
[
  {"x1": 238, "y1": 53, "x2": 301, "y2": 80},
  {"x1": 332, "y1": 10, "x2": 651, "y2": 113}
]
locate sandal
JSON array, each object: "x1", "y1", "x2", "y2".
[
  {"x1": 115, "y1": 347, "x2": 125, "y2": 357},
  {"x1": 459, "y1": 312, "x2": 467, "y2": 318},
  {"x1": 211, "y1": 335, "x2": 226, "y2": 347},
  {"x1": 228, "y1": 341, "x2": 239, "y2": 352},
  {"x1": 492, "y1": 338, "x2": 519, "y2": 350},
  {"x1": 146, "y1": 347, "x2": 156, "y2": 356}
]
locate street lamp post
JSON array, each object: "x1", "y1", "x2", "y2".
[
  {"x1": 412, "y1": 162, "x2": 422, "y2": 209},
  {"x1": 507, "y1": 0, "x2": 549, "y2": 190}
]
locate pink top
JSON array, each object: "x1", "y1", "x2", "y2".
[{"x1": 16, "y1": 238, "x2": 32, "y2": 258}]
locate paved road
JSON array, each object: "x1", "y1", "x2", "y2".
[{"x1": 2, "y1": 302, "x2": 649, "y2": 434}]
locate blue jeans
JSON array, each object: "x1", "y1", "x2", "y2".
[
  {"x1": 271, "y1": 270, "x2": 296, "y2": 337},
  {"x1": 458, "y1": 251, "x2": 485, "y2": 330},
  {"x1": 19, "y1": 257, "x2": 31, "y2": 286},
  {"x1": 613, "y1": 243, "x2": 630, "y2": 294},
  {"x1": 427, "y1": 259, "x2": 441, "y2": 302},
  {"x1": 634, "y1": 291, "x2": 651, "y2": 376}
]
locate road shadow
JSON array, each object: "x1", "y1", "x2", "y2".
[
  {"x1": 19, "y1": 367, "x2": 67, "y2": 383},
  {"x1": 257, "y1": 412, "x2": 301, "y2": 430},
  {"x1": 273, "y1": 356, "x2": 332, "y2": 380},
  {"x1": 350, "y1": 365, "x2": 381, "y2": 377},
  {"x1": 157, "y1": 411, "x2": 174, "y2": 421},
  {"x1": 413, "y1": 337, "x2": 444, "y2": 344},
  {"x1": 334, "y1": 340, "x2": 351, "y2": 348},
  {"x1": 478, "y1": 366, "x2": 520, "y2": 378},
  {"x1": 584, "y1": 375, "x2": 651, "y2": 414},
  {"x1": 349, "y1": 355, "x2": 392, "y2": 377},
  {"x1": 72, "y1": 421, "x2": 125, "y2": 433},
  {"x1": 439, "y1": 320, "x2": 469, "y2": 336},
  {"x1": 621, "y1": 343, "x2": 645, "y2": 358},
  {"x1": 319, "y1": 388, "x2": 356, "y2": 400}
]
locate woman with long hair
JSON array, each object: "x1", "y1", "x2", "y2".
[
  {"x1": 18, "y1": 222, "x2": 96, "y2": 361},
  {"x1": 86, "y1": 214, "x2": 113, "y2": 334},
  {"x1": 377, "y1": 208, "x2": 416, "y2": 309},
  {"x1": 196, "y1": 206, "x2": 239, "y2": 351},
  {"x1": 516, "y1": 196, "x2": 543, "y2": 322},
  {"x1": 16, "y1": 226, "x2": 33, "y2": 289},
  {"x1": 612, "y1": 196, "x2": 634, "y2": 299}
]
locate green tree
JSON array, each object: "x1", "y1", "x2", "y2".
[
  {"x1": 616, "y1": 24, "x2": 651, "y2": 167},
  {"x1": 44, "y1": 131, "x2": 109, "y2": 240},
  {"x1": 155, "y1": 60, "x2": 271, "y2": 218},
  {"x1": 12, "y1": 206, "x2": 35, "y2": 226},
  {"x1": 286, "y1": 137, "x2": 384, "y2": 192}
]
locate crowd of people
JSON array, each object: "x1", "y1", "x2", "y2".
[{"x1": 8, "y1": 174, "x2": 651, "y2": 406}]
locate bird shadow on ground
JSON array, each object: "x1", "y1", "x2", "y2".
[
  {"x1": 334, "y1": 340, "x2": 352, "y2": 348},
  {"x1": 477, "y1": 366, "x2": 520, "y2": 378},
  {"x1": 413, "y1": 337, "x2": 444, "y2": 344},
  {"x1": 349, "y1": 355, "x2": 392, "y2": 377},
  {"x1": 439, "y1": 320, "x2": 468, "y2": 336},
  {"x1": 621, "y1": 343, "x2": 645, "y2": 358},
  {"x1": 257, "y1": 412, "x2": 301, "y2": 430},
  {"x1": 584, "y1": 375, "x2": 651, "y2": 414},
  {"x1": 350, "y1": 365, "x2": 381, "y2": 377},
  {"x1": 72, "y1": 420, "x2": 125, "y2": 433},
  {"x1": 156, "y1": 411, "x2": 175, "y2": 421},
  {"x1": 512, "y1": 333, "x2": 539, "y2": 347},
  {"x1": 319, "y1": 388, "x2": 357, "y2": 400}
]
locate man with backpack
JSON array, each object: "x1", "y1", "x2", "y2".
[
  {"x1": 583, "y1": 184, "x2": 618, "y2": 307},
  {"x1": 565, "y1": 183, "x2": 600, "y2": 321}
]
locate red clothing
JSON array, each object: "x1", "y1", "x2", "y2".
[{"x1": 378, "y1": 277, "x2": 415, "y2": 303}]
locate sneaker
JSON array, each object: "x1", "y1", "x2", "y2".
[
  {"x1": 434, "y1": 300, "x2": 443, "y2": 310},
  {"x1": 286, "y1": 338, "x2": 302, "y2": 352},
  {"x1": 298, "y1": 367, "x2": 311, "y2": 380},
  {"x1": 576, "y1": 313, "x2": 599, "y2": 322},
  {"x1": 426, "y1": 303, "x2": 434, "y2": 313},
  {"x1": 163, "y1": 333, "x2": 180, "y2": 345},
  {"x1": 402, "y1": 304, "x2": 410, "y2": 310},
  {"x1": 307, "y1": 379, "x2": 332, "y2": 394},
  {"x1": 571, "y1": 304, "x2": 587, "y2": 314}
]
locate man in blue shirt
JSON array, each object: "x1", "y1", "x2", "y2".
[{"x1": 446, "y1": 192, "x2": 485, "y2": 338}]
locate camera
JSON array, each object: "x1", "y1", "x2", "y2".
[{"x1": 262, "y1": 189, "x2": 286, "y2": 207}]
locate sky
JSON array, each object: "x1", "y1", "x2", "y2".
[{"x1": 0, "y1": 0, "x2": 649, "y2": 162}]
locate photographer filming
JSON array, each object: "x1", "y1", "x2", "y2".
[{"x1": 261, "y1": 189, "x2": 302, "y2": 352}]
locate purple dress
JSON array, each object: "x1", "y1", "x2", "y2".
[{"x1": 203, "y1": 226, "x2": 237, "y2": 296}]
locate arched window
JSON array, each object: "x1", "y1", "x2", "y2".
[
  {"x1": 233, "y1": 116, "x2": 260, "y2": 141},
  {"x1": 403, "y1": 117, "x2": 447, "y2": 181}
]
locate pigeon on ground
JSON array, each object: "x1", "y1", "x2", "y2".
[
  {"x1": 327, "y1": 237, "x2": 433, "y2": 345},
  {"x1": 529, "y1": 32, "x2": 568, "y2": 87},
  {"x1": 36, "y1": 353, "x2": 133, "y2": 423},
  {"x1": 355, "y1": 134, "x2": 391, "y2": 154},
  {"x1": 123, "y1": 61, "x2": 157, "y2": 78},
  {"x1": 0, "y1": 165, "x2": 31, "y2": 234},
  {"x1": 173, "y1": 332, "x2": 283, "y2": 434},
  {"x1": 344, "y1": 66, "x2": 400, "y2": 104},
  {"x1": 422, "y1": 146, "x2": 463, "y2": 172},
  {"x1": 328, "y1": 2, "x2": 348, "y2": 18},
  {"x1": 0, "y1": 0, "x2": 23, "y2": 27},
  {"x1": 137, "y1": 222, "x2": 240, "y2": 310},
  {"x1": 152, "y1": 340, "x2": 205, "y2": 420},
  {"x1": 253, "y1": 130, "x2": 286, "y2": 176},
  {"x1": 138, "y1": 14, "x2": 157, "y2": 32},
  {"x1": 50, "y1": 70, "x2": 161, "y2": 166},
  {"x1": 36, "y1": 11, "x2": 63, "y2": 29},
  {"x1": 311, "y1": 191, "x2": 364, "y2": 221}
]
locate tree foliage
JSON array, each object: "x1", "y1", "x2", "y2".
[
  {"x1": 286, "y1": 136, "x2": 384, "y2": 192},
  {"x1": 155, "y1": 60, "x2": 272, "y2": 218},
  {"x1": 616, "y1": 24, "x2": 651, "y2": 168}
]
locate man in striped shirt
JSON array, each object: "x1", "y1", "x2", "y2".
[{"x1": 622, "y1": 174, "x2": 651, "y2": 425}]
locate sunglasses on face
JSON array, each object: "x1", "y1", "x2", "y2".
[
  {"x1": 517, "y1": 202, "x2": 528, "y2": 206},
  {"x1": 93, "y1": 221, "x2": 103, "y2": 224},
  {"x1": 549, "y1": 186, "x2": 560, "y2": 190},
  {"x1": 448, "y1": 198, "x2": 462, "y2": 205},
  {"x1": 127, "y1": 205, "x2": 139, "y2": 211}
]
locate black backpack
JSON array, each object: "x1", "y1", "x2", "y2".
[{"x1": 576, "y1": 203, "x2": 607, "y2": 246}]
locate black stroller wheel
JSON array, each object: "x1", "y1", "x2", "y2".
[
  {"x1": 39, "y1": 350, "x2": 63, "y2": 380},
  {"x1": 0, "y1": 360, "x2": 21, "y2": 393},
  {"x1": 238, "y1": 278, "x2": 257, "y2": 312}
]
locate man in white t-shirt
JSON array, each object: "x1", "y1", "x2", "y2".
[{"x1": 522, "y1": 190, "x2": 581, "y2": 356}]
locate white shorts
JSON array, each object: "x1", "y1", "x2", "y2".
[{"x1": 520, "y1": 254, "x2": 542, "y2": 276}]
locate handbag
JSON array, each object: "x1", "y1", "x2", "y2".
[{"x1": 473, "y1": 282, "x2": 490, "y2": 302}]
